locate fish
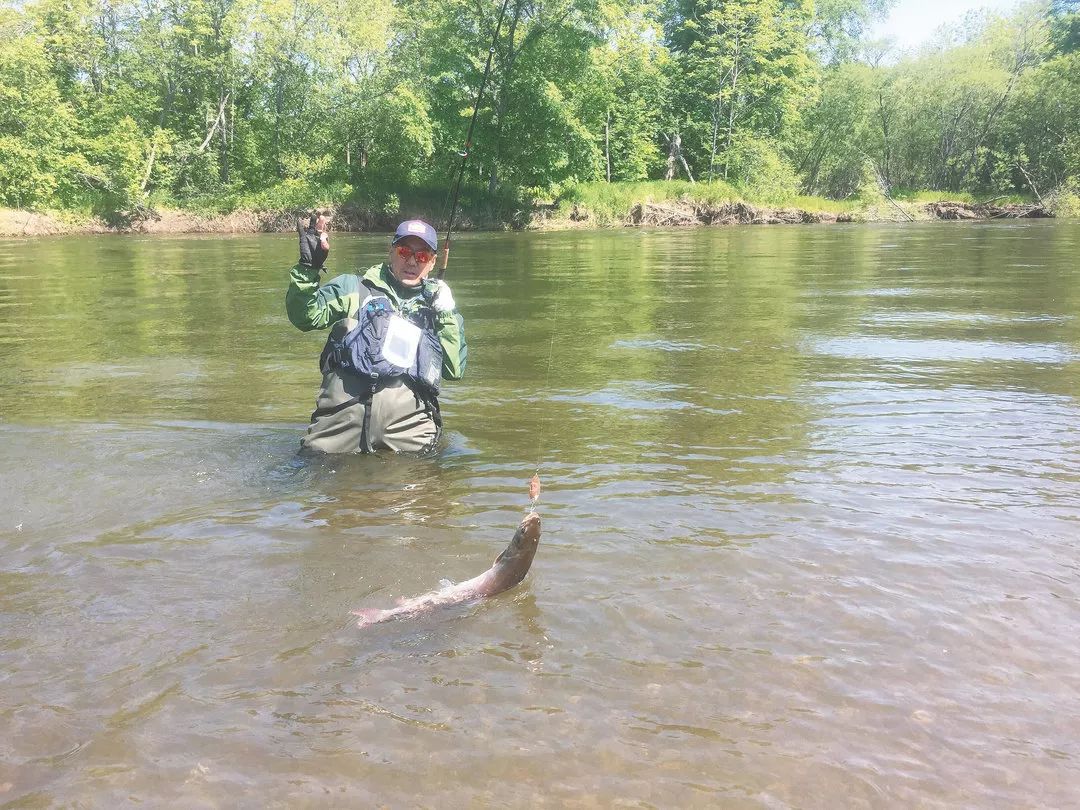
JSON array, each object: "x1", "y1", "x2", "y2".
[
  {"x1": 528, "y1": 473, "x2": 541, "y2": 503},
  {"x1": 353, "y1": 511, "x2": 542, "y2": 628}
]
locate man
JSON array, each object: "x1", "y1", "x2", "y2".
[{"x1": 286, "y1": 214, "x2": 466, "y2": 454}]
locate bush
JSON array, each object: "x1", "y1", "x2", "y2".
[
  {"x1": 0, "y1": 135, "x2": 58, "y2": 206},
  {"x1": 0, "y1": 25, "x2": 76, "y2": 208},
  {"x1": 1049, "y1": 179, "x2": 1080, "y2": 218},
  {"x1": 722, "y1": 135, "x2": 801, "y2": 202},
  {"x1": 241, "y1": 180, "x2": 353, "y2": 212}
]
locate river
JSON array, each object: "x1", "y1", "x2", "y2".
[{"x1": 1, "y1": 221, "x2": 1079, "y2": 807}]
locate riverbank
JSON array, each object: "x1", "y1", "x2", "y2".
[
  {"x1": 0, "y1": 192, "x2": 1060, "y2": 238},
  {"x1": 548, "y1": 197, "x2": 1053, "y2": 228},
  {"x1": 0, "y1": 202, "x2": 508, "y2": 238}
]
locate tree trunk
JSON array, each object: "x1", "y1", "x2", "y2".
[
  {"x1": 199, "y1": 93, "x2": 229, "y2": 152},
  {"x1": 158, "y1": 79, "x2": 174, "y2": 130},
  {"x1": 605, "y1": 111, "x2": 611, "y2": 182},
  {"x1": 664, "y1": 133, "x2": 695, "y2": 183},
  {"x1": 877, "y1": 91, "x2": 892, "y2": 190},
  {"x1": 217, "y1": 90, "x2": 230, "y2": 183},
  {"x1": 140, "y1": 141, "x2": 157, "y2": 194},
  {"x1": 708, "y1": 100, "x2": 720, "y2": 181},
  {"x1": 484, "y1": 0, "x2": 527, "y2": 199},
  {"x1": 664, "y1": 133, "x2": 679, "y2": 180},
  {"x1": 723, "y1": 38, "x2": 741, "y2": 181},
  {"x1": 680, "y1": 149, "x2": 695, "y2": 184}
]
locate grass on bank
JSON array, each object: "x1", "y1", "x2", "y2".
[
  {"x1": 156, "y1": 178, "x2": 530, "y2": 229},
  {"x1": 888, "y1": 189, "x2": 1033, "y2": 205}
]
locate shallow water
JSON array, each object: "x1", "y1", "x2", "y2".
[{"x1": 1, "y1": 221, "x2": 1079, "y2": 807}]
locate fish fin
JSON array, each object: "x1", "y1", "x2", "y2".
[
  {"x1": 353, "y1": 608, "x2": 385, "y2": 628},
  {"x1": 439, "y1": 578, "x2": 454, "y2": 588}
]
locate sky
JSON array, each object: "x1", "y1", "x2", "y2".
[{"x1": 869, "y1": 0, "x2": 1030, "y2": 49}]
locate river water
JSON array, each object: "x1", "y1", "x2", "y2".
[{"x1": 1, "y1": 222, "x2": 1079, "y2": 807}]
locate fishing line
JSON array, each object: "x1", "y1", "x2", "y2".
[
  {"x1": 438, "y1": 0, "x2": 513, "y2": 280},
  {"x1": 529, "y1": 297, "x2": 559, "y2": 508},
  {"x1": 434, "y1": 0, "x2": 556, "y2": 510}
]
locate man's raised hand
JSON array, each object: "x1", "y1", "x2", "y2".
[
  {"x1": 422, "y1": 278, "x2": 456, "y2": 313},
  {"x1": 298, "y1": 209, "x2": 331, "y2": 269}
]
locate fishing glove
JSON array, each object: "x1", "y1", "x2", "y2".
[
  {"x1": 422, "y1": 279, "x2": 456, "y2": 313},
  {"x1": 298, "y1": 212, "x2": 330, "y2": 269}
]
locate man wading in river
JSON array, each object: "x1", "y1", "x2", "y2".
[{"x1": 286, "y1": 214, "x2": 467, "y2": 454}]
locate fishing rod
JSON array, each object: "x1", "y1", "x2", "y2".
[{"x1": 439, "y1": 0, "x2": 513, "y2": 280}]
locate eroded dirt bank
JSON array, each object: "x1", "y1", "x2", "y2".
[
  {"x1": 618, "y1": 199, "x2": 1051, "y2": 226},
  {"x1": 0, "y1": 199, "x2": 1053, "y2": 238}
]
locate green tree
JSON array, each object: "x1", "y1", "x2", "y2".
[
  {"x1": 998, "y1": 51, "x2": 1080, "y2": 194},
  {"x1": 811, "y1": 0, "x2": 894, "y2": 64},
  {"x1": 414, "y1": 0, "x2": 609, "y2": 195},
  {"x1": 0, "y1": 9, "x2": 79, "y2": 207},
  {"x1": 846, "y1": 3, "x2": 1052, "y2": 193},
  {"x1": 581, "y1": 0, "x2": 669, "y2": 181},
  {"x1": 793, "y1": 61, "x2": 876, "y2": 196},
  {"x1": 668, "y1": 0, "x2": 815, "y2": 182},
  {"x1": 2, "y1": 0, "x2": 1077, "y2": 217},
  {"x1": 1050, "y1": 0, "x2": 1079, "y2": 52}
]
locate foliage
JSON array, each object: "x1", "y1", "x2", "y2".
[
  {"x1": 0, "y1": 0, "x2": 1077, "y2": 219},
  {"x1": 798, "y1": 2, "x2": 1062, "y2": 197},
  {"x1": 0, "y1": 12, "x2": 75, "y2": 207},
  {"x1": 812, "y1": 0, "x2": 896, "y2": 63},
  {"x1": 583, "y1": 1, "x2": 669, "y2": 182},
  {"x1": 792, "y1": 62, "x2": 877, "y2": 197},
  {"x1": 998, "y1": 51, "x2": 1080, "y2": 193},
  {"x1": 667, "y1": 0, "x2": 815, "y2": 182},
  {"x1": 1048, "y1": 179, "x2": 1080, "y2": 216},
  {"x1": 1051, "y1": 1, "x2": 1080, "y2": 52}
]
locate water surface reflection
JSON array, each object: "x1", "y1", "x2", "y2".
[{"x1": 2, "y1": 222, "x2": 1079, "y2": 806}]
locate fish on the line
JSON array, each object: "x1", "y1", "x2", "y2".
[{"x1": 353, "y1": 511, "x2": 542, "y2": 629}]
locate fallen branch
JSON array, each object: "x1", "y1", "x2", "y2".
[
  {"x1": 1013, "y1": 160, "x2": 1045, "y2": 208},
  {"x1": 198, "y1": 93, "x2": 230, "y2": 153},
  {"x1": 863, "y1": 153, "x2": 913, "y2": 221},
  {"x1": 140, "y1": 141, "x2": 157, "y2": 193}
]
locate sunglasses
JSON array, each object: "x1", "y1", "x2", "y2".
[{"x1": 395, "y1": 245, "x2": 435, "y2": 264}]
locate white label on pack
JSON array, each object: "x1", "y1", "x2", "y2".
[{"x1": 382, "y1": 314, "x2": 421, "y2": 368}]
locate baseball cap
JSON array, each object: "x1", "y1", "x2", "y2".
[{"x1": 392, "y1": 219, "x2": 438, "y2": 251}]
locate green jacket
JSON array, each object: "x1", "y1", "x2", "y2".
[{"x1": 286, "y1": 263, "x2": 467, "y2": 380}]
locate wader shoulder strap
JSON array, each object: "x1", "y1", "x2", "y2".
[{"x1": 358, "y1": 277, "x2": 382, "y2": 305}]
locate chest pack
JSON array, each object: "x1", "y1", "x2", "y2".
[{"x1": 320, "y1": 286, "x2": 444, "y2": 400}]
